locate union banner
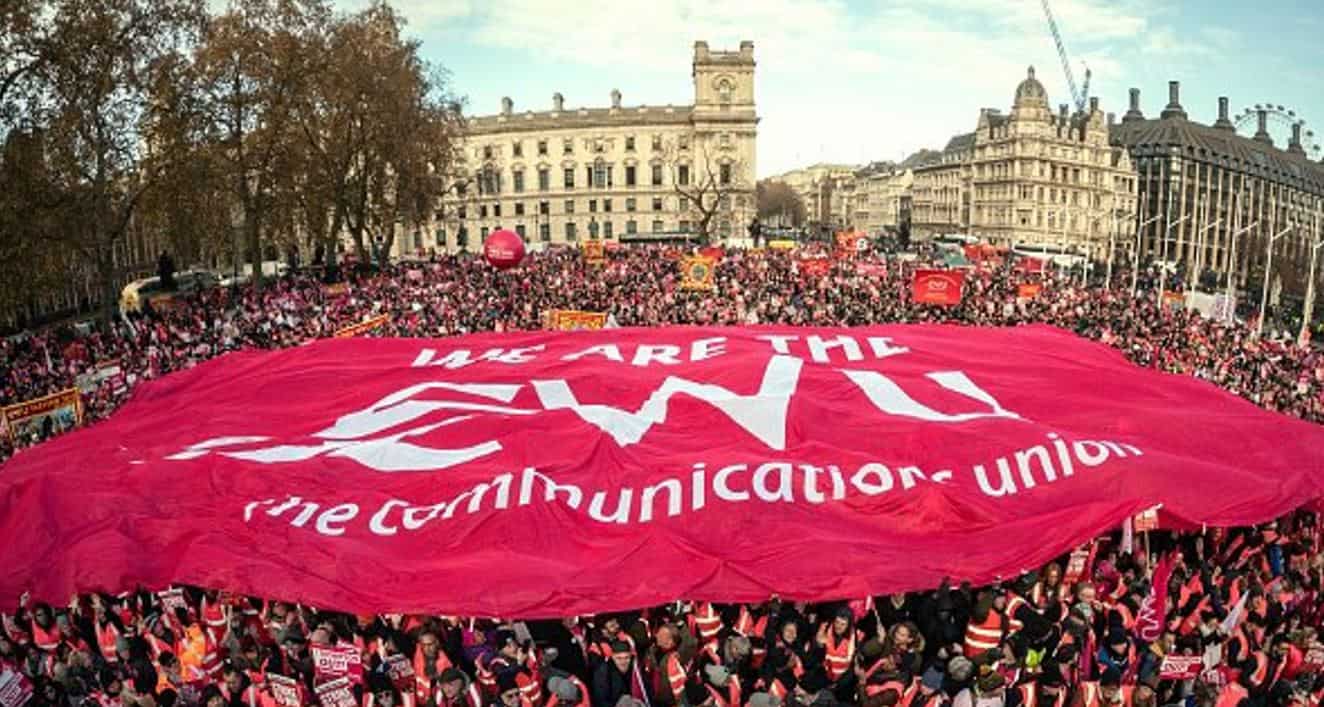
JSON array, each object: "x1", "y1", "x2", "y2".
[
  {"x1": 333, "y1": 314, "x2": 390, "y2": 338},
  {"x1": 680, "y1": 255, "x2": 717, "y2": 291},
  {"x1": 912, "y1": 269, "x2": 965, "y2": 306},
  {"x1": 2, "y1": 388, "x2": 82, "y2": 444},
  {"x1": 834, "y1": 231, "x2": 869, "y2": 259},
  {"x1": 543, "y1": 310, "x2": 609, "y2": 331},
  {"x1": 1017, "y1": 283, "x2": 1043, "y2": 299},
  {"x1": 799, "y1": 257, "x2": 831, "y2": 277},
  {"x1": 582, "y1": 240, "x2": 605, "y2": 265}
]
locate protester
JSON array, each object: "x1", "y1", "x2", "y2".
[{"x1": 3, "y1": 243, "x2": 1324, "y2": 707}]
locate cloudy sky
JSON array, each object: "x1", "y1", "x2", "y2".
[{"x1": 334, "y1": 0, "x2": 1323, "y2": 178}]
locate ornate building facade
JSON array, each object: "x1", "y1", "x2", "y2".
[
  {"x1": 1110, "y1": 82, "x2": 1324, "y2": 296},
  {"x1": 911, "y1": 67, "x2": 1137, "y2": 254},
  {"x1": 410, "y1": 41, "x2": 757, "y2": 254}
]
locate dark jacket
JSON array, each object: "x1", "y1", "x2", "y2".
[{"x1": 592, "y1": 658, "x2": 645, "y2": 707}]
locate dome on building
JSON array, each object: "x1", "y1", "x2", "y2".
[{"x1": 1014, "y1": 66, "x2": 1048, "y2": 107}]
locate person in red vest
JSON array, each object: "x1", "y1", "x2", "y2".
[
  {"x1": 647, "y1": 623, "x2": 694, "y2": 707},
  {"x1": 1071, "y1": 667, "x2": 1131, "y2": 707},
  {"x1": 964, "y1": 592, "x2": 1004, "y2": 659},
  {"x1": 438, "y1": 667, "x2": 484, "y2": 707},
  {"x1": 818, "y1": 608, "x2": 858, "y2": 689},
  {"x1": 220, "y1": 662, "x2": 260, "y2": 707},
  {"x1": 415, "y1": 629, "x2": 456, "y2": 703},
  {"x1": 546, "y1": 674, "x2": 592, "y2": 707},
  {"x1": 591, "y1": 640, "x2": 648, "y2": 707},
  {"x1": 495, "y1": 671, "x2": 533, "y2": 707}
]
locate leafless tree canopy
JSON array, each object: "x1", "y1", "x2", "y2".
[{"x1": 756, "y1": 179, "x2": 807, "y2": 227}]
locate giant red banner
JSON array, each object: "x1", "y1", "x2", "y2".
[
  {"x1": 2, "y1": 325, "x2": 1324, "y2": 618},
  {"x1": 912, "y1": 270, "x2": 965, "y2": 306}
]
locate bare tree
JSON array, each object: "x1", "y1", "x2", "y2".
[
  {"x1": 756, "y1": 179, "x2": 807, "y2": 227},
  {"x1": 666, "y1": 141, "x2": 747, "y2": 244}
]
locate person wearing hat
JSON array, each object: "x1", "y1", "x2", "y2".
[
  {"x1": 496, "y1": 670, "x2": 532, "y2": 707},
  {"x1": 416, "y1": 630, "x2": 457, "y2": 703},
  {"x1": 438, "y1": 667, "x2": 483, "y2": 707},
  {"x1": 911, "y1": 667, "x2": 946, "y2": 707},
  {"x1": 592, "y1": 640, "x2": 647, "y2": 707},
  {"x1": 1096, "y1": 629, "x2": 1135, "y2": 679},
  {"x1": 546, "y1": 674, "x2": 591, "y2": 707}
]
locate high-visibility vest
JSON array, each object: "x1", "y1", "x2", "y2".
[
  {"x1": 865, "y1": 680, "x2": 906, "y2": 700},
  {"x1": 734, "y1": 606, "x2": 768, "y2": 668},
  {"x1": 1017, "y1": 684, "x2": 1036, "y2": 707},
  {"x1": 705, "y1": 675, "x2": 741, "y2": 707},
  {"x1": 768, "y1": 678, "x2": 789, "y2": 702},
  {"x1": 414, "y1": 646, "x2": 455, "y2": 701},
  {"x1": 145, "y1": 633, "x2": 171, "y2": 660},
  {"x1": 32, "y1": 622, "x2": 62, "y2": 651},
  {"x1": 1214, "y1": 683, "x2": 1247, "y2": 707},
  {"x1": 691, "y1": 602, "x2": 723, "y2": 645},
  {"x1": 98, "y1": 621, "x2": 122, "y2": 664},
  {"x1": 220, "y1": 684, "x2": 259, "y2": 707},
  {"x1": 663, "y1": 651, "x2": 687, "y2": 701},
  {"x1": 820, "y1": 625, "x2": 856, "y2": 682},
  {"x1": 1, "y1": 614, "x2": 30, "y2": 646},
  {"x1": 202, "y1": 598, "x2": 227, "y2": 628},
  {"x1": 1078, "y1": 683, "x2": 1132, "y2": 707},
  {"x1": 1005, "y1": 595, "x2": 1030, "y2": 635},
  {"x1": 964, "y1": 611, "x2": 1002, "y2": 656},
  {"x1": 1248, "y1": 651, "x2": 1284, "y2": 689},
  {"x1": 438, "y1": 683, "x2": 482, "y2": 707},
  {"x1": 515, "y1": 669, "x2": 543, "y2": 704}
]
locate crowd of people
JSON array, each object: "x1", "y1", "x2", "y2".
[{"x1": 2, "y1": 242, "x2": 1324, "y2": 707}]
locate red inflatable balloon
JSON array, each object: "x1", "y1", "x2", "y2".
[{"x1": 483, "y1": 229, "x2": 525, "y2": 270}]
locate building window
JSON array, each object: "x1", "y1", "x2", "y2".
[
  {"x1": 493, "y1": 203, "x2": 502, "y2": 218},
  {"x1": 626, "y1": 198, "x2": 637, "y2": 212},
  {"x1": 514, "y1": 202, "x2": 525, "y2": 216},
  {"x1": 515, "y1": 224, "x2": 526, "y2": 238},
  {"x1": 539, "y1": 223, "x2": 550, "y2": 242},
  {"x1": 652, "y1": 197, "x2": 663, "y2": 211},
  {"x1": 651, "y1": 135, "x2": 662, "y2": 151},
  {"x1": 435, "y1": 228, "x2": 445, "y2": 245},
  {"x1": 679, "y1": 135, "x2": 689, "y2": 150},
  {"x1": 594, "y1": 161, "x2": 609, "y2": 188},
  {"x1": 604, "y1": 198, "x2": 613, "y2": 213},
  {"x1": 626, "y1": 166, "x2": 637, "y2": 187},
  {"x1": 457, "y1": 227, "x2": 468, "y2": 248},
  {"x1": 538, "y1": 168, "x2": 550, "y2": 191},
  {"x1": 538, "y1": 140, "x2": 548, "y2": 156},
  {"x1": 679, "y1": 220, "x2": 691, "y2": 233},
  {"x1": 457, "y1": 205, "x2": 467, "y2": 219},
  {"x1": 564, "y1": 199, "x2": 575, "y2": 214},
  {"x1": 563, "y1": 139, "x2": 573, "y2": 155},
  {"x1": 481, "y1": 226, "x2": 490, "y2": 239},
  {"x1": 566, "y1": 222, "x2": 577, "y2": 240},
  {"x1": 483, "y1": 146, "x2": 493, "y2": 160},
  {"x1": 626, "y1": 219, "x2": 638, "y2": 234},
  {"x1": 479, "y1": 204, "x2": 487, "y2": 218},
  {"x1": 720, "y1": 163, "x2": 732, "y2": 185},
  {"x1": 513, "y1": 170, "x2": 525, "y2": 193},
  {"x1": 678, "y1": 165, "x2": 690, "y2": 186},
  {"x1": 603, "y1": 221, "x2": 613, "y2": 238},
  {"x1": 513, "y1": 141, "x2": 523, "y2": 158},
  {"x1": 589, "y1": 199, "x2": 598, "y2": 213},
  {"x1": 626, "y1": 136, "x2": 635, "y2": 151},
  {"x1": 652, "y1": 220, "x2": 664, "y2": 233},
  {"x1": 564, "y1": 168, "x2": 575, "y2": 189},
  {"x1": 652, "y1": 164, "x2": 663, "y2": 186},
  {"x1": 539, "y1": 201, "x2": 550, "y2": 216}
]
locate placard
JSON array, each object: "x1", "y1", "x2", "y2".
[
  {"x1": 1159, "y1": 655, "x2": 1204, "y2": 680},
  {"x1": 314, "y1": 677, "x2": 355, "y2": 707},
  {"x1": 268, "y1": 674, "x2": 303, "y2": 707},
  {"x1": 311, "y1": 643, "x2": 363, "y2": 685}
]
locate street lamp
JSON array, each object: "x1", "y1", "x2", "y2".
[
  {"x1": 1255, "y1": 225, "x2": 1295, "y2": 339},
  {"x1": 1191, "y1": 218, "x2": 1222, "y2": 290},
  {"x1": 1225, "y1": 220, "x2": 1258, "y2": 305},
  {"x1": 1131, "y1": 214, "x2": 1163, "y2": 297},
  {"x1": 1300, "y1": 211, "x2": 1323, "y2": 345},
  {"x1": 1157, "y1": 214, "x2": 1190, "y2": 304}
]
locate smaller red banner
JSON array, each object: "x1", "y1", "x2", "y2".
[
  {"x1": 856, "y1": 263, "x2": 887, "y2": 278},
  {"x1": 698, "y1": 246, "x2": 725, "y2": 263},
  {"x1": 1018, "y1": 283, "x2": 1043, "y2": 299},
  {"x1": 0, "y1": 661, "x2": 34, "y2": 707},
  {"x1": 386, "y1": 655, "x2": 415, "y2": 691},
  {"x1": 333, "y1": 314, "x2": 390, "y2": 338},
  {"x1": 799, "y1": 257, "x2": 831, "y2": 277},
  {"x1": 311, "y1": 643, "x2": 363, "y2": 685},
  {"x1": 912, "y1": 270, "x2": 965, "y2": 306},
  {"x1": 1159, "y1": 655, "x2": 1205, "y2": 680},
  {"x1": 1016, "y1": 257, "x2": 1046, "y2": 273}
]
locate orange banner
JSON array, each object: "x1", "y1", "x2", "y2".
[
  {"x1": 582, "y1": 240, "x2": 605, "y2": 265},
  {"x1": 543, "y1": 310, "x2": 609, "y2": 331},
  {"x1": 911, "y1": 269, "x2": 965, "y2": 306},
  {"x1": 334, "y1": 314, "x2": 390, "y2": 338},
  {"x1": 324, "y1": 283, "x2": 349, "y2": 297},
  {"x1": 834, "y1": 231, "x2": 869, "y2": 260},
  {"x1": 3, "y1": 388, "x2": 82, "y2": 443},
  {"x1": 680, "y1": 256, "x2": 717, "y2": 291},
  {"x1": 1017, "y1": 283, "x2": 1043, "y2": 299}
]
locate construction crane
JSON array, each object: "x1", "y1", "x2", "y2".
[{"x1": 1040, "y1": 0, "x2": 1091, "y2": 114}]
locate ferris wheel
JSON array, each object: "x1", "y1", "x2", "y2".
[{"x1": 1233, "y1": 104, "x2": 1323, "y2": 160}]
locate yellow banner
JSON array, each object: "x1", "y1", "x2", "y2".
[
  {"x1": 543, "y1": 310, "x2": 609, "y2": 331},
  {"x1": 334, "y1": 313, "x2": 390, "y2": 338},
  {"x1": 768, "y1": 239, "x2": 798, "y2": 251},
  {"x1": 3, "y1": 388, "x2": 83, "y2": 443},
  {"x1": 680, "y1": 255, "x2": 717, "y2": 291}
]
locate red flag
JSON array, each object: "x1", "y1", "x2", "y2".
[
  {"x1": 3, "y1": 326, "x2": 1324, "y2": 617},
  {"x1": 799, "y1": 257, "x2": 830, "y2": 277},
  {"x1": 1134, "y1": 552, "x2": 1176, "y2": 642},
  {"x1": 912, "y1": 269, "x2": 965, "y2": 306}
]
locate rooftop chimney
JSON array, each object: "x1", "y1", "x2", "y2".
[
  {"x1": 1123, "y1": 88, "x2": 1145, "y2": 122},
  {"x1": 552, "y1": 92, "x2": 564, "y2": 112},
  {"x1": 1254, "y1": 109, "x2": 1273, "y2": 145},
  {"x1": 1160, "y1": 80, "x2": 1187, "y2": 120},
  {"x1": 500, "y1": 97, "x2": 512, "y2": 116},
  {"x1": 1089, "y1": 96, "x2": 1099, "y2": 114},
  {"x1": 1288, "y1": 122, "x2": 1306, "y2": 156},
  {"x1": 1213, "y1": 97, "x2": 1235, "y2": 131},
  {"x1": 1107, "y1": 112, "x2": 1116, "y2": 126},
  {"x1": 610, "y1": 89, "x2": 621, "y2": 109}
]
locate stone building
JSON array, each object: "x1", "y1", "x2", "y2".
[
  {"x1": 766, "y1": 163, "x2": 859, "y2": 231},
  {"x1": 911, "y1": 67, "x2": 1137, "y2": 254},
  {"x1": 409, "y1": 41, "x2": 757, "y2": 254},
  {"x1": 1110, "y1": 82, "x2": 1324, "y2": 296},
  {"x1": 850, "y1": 164, "x2": 913, "y2": 235}
]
